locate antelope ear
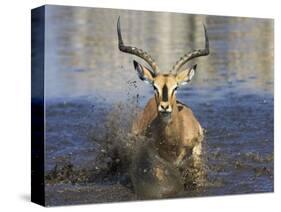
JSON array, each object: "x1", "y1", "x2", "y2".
[
  {"x1": 176, "y1": 64, "x2": 197, "y2": 86},
  {"x1": 133, "y1": 60, "x2": 155, "y2": 84}
]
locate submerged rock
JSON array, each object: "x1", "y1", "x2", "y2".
[{"x1": 130, "y1": 142, "x2": 184, "y2": 199}]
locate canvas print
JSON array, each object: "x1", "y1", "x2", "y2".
[{"x1": 31, "y1": 5, "x2": 274, "y2": 206}]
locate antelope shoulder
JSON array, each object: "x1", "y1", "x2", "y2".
[
  {"x1": 131, "y1": 97, "x2": 158, "y2": 136},
  {"x1": 176, "y1": 101, "x2": 204, "y2": 148}
]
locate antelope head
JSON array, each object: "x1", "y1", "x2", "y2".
[{"x1": 117, "y1": 17, "x2": 209, "y2": 120}]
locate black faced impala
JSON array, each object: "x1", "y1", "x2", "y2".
[{"x1": 117, "y1": 17, "x2": 209, "y2": 168}]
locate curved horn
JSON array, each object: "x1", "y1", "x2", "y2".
[
  {"x1": 117, "y1": 17, "x2": 160, "y2": 74},
  {"x1": 170, "y1": 24, "x2": 209, "y2": 73}
]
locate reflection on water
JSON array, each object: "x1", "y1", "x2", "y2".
[{"x1": 43, "y1": 5, "x2": 274, "y2": 206}]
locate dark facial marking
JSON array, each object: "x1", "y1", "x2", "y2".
[
  {"x1": 153, "y1": 84, "x2": 159, "y2": 95},
  {"x1": 171, "y1": 86, "x2": 177, "y2": 96},
  {"x1": 162, "y1": 84, "x2": 168, "y2": 102}
]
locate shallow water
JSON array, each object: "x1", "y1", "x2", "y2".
[{"x1": 42, "y1": 5, "x2": 273, "y2": 206}]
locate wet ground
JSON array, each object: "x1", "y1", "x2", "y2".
[
  {"x1": 44, "y1": 90, "x2": 273, "y2": 206},
  {"x1": 42, "y1": 5, "x2": 274, "y2": 206}
]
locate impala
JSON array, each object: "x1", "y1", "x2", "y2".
[{"x1": 117, "y1": 17, "x2": 209, "y2": 168}]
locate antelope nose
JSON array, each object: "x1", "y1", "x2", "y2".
[
  {"x1": 159, "y1": 102, "x2": 171, "y2": 112},
  {"x1": 161, "y1": 105, "x2": 169, "y2": 110}
]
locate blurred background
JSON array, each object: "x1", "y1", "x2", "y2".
[{"x1": 45, "y1": 5, "x2": 273, "y2": 102}]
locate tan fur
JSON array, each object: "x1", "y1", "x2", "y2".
[{"x1": 132, "y1": 95, "x2": 203, "y2": 167}]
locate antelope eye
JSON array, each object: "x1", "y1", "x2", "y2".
[{"x1": 174, "y1": 87, "x2": 178, "y2": 91}]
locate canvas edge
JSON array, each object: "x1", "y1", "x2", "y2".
[{"x1": 31, "y1": 5, "x2": 46, "y2": 207}]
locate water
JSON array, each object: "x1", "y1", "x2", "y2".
[{"x1": 42, "y1": 5, "x2": 273, "y2": 206}]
